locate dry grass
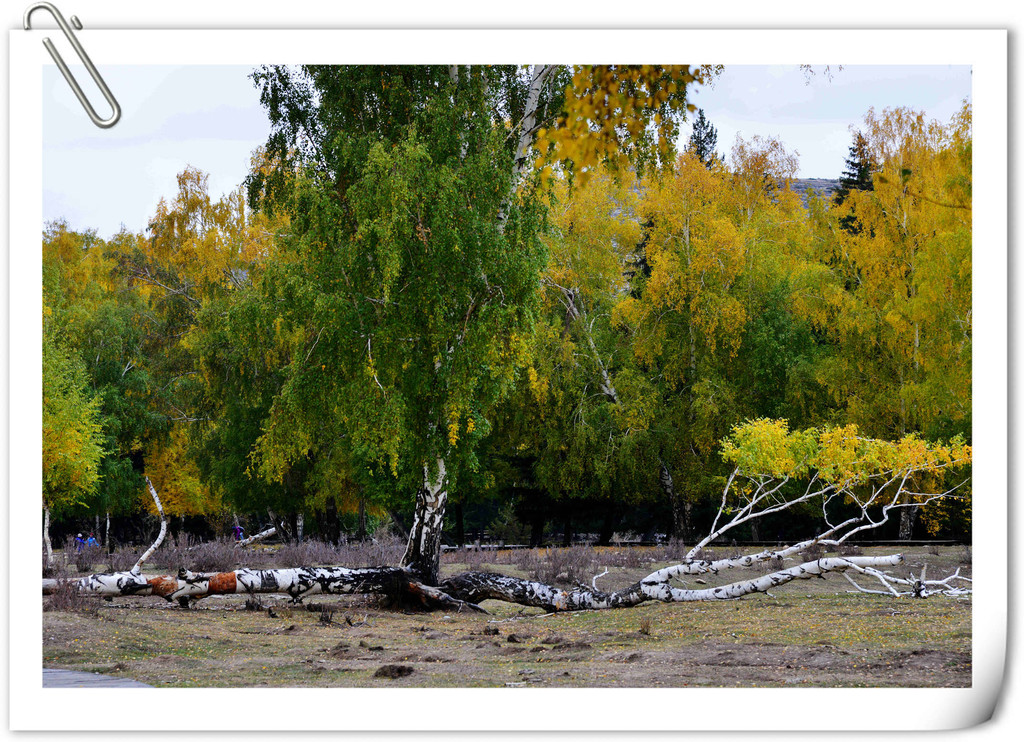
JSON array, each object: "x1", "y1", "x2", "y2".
[{"x1": 41, "y1": 545, "x2": 972, "y2": 689}]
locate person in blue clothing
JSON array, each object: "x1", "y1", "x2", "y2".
[
  {"x1": 74, "y1": 533, "x2": 85, "y2": 552},
  {"x1": 86, "y1": 533, "x2": 98, "y2": 547}
]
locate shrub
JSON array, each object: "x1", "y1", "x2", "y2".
[
  {"x1": 106, "y1": 547, "x2": 141, "y2": 573},
  {"x1": 274, "y1": 539, "x2": 350, "y2": 568},
  {"x1": 348, "y1": 528, "x2": 406, "y2": 568},
  {"x1": 523, "y1": 546, "x2": 597, "y2": 587},
  {"x1": 43, "y1": 563, "x2": 96, "y2": 614},
  {"x1": 441, "y1": 545, "x2": 489, "y2": 571},
  {"x1": 148, "y1": 534, "x2": 195, "y2": 572},
  {"x1": 63, "y1": 538, "x2": 103, "y2": 574},
  {"x1": 188, "y1": 539, "x2": 240, "y2": 573},
  {"x1": 959, "y1": 544, "x2": 972, "y2": 566}
]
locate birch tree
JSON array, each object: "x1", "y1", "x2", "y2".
[{"x1": 239, "y1": 65, "x2": 713, "y2": 584}]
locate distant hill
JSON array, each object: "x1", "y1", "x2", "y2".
[{"x1": 790, "y1": 178, "x2": 840, "y2": 205}]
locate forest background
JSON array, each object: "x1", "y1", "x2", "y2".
[{"x1": 40, "y1": 64, "x2": 973, "y2": 553}]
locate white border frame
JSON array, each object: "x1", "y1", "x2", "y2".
[{"x1": 8, "y1": 28, "x2": 1007, "y2": 732}]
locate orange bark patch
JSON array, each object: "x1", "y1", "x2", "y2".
[
  {"x1": 208, "y1": 572, "x2": 238, "y2": 594},
  {"x1": 147, "y1": 576, "x2": 180, "y2": 598}
]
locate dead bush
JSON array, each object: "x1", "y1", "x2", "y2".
[
  {"x1": 43, "y1": 564, "x2": 97, "y2": 615},
  {"x1": 837, "y1": 543, "x2": 863, "y2": 557},
  {"x1": 274, "y1": 540, "x2": 346, "y2": 568},
  {"x1": 337, "y1": 529, "x2": 406, "y2": 568},
  {"x1": 188, "y1": 539, "x2": 240, "y2": 573},
  {"x1": 959, "y1": 544, "x2": 972, "y2": 566},
  {"x1": 524, "y1": 546, "x2": 596, "y2": 587},
  {"x1": 148, "y1": 534, "x2": 195, "y2": 572},
  {"x1": 63, "y1": 538, "x2": 103, "y2": 574},
  {"x1": 441, "y1": 546, "x2": 489, "y2": 571},
  {"x1": 106, "y1": 547, "x2": 140, "y2": 573}
]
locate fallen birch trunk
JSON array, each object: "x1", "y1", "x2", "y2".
[
  {"x1": 43, "y1": 554, "x2": 911, "y2": 612},
  {"x1": 235, "y1": 527, "x2": 276, "y2": 548},
  {"x1": 44, "y1": 564, "x2": 485, "y2": 612}
]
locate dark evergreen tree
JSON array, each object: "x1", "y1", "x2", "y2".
[
  {"x1": 833, "y1": 131, "x2": 876, "y2": 236},
  {"x1": 834, "y1": 131, "x2": 875, "y2": 205},
  {"x1": 686, "y1": 108, "x2": 721, "y2": 168}
]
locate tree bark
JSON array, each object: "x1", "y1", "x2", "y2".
[{"x1": 400, "y1": 459, "x2": 448, "y2": 585}]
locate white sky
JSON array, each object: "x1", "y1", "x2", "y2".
[{"x1": 43, "y1": 64, "x2": 971, "y2": 240}]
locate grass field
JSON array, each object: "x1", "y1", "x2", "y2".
[{"x1": 41, "y1": 545, "x2": 971, "y2": 688}]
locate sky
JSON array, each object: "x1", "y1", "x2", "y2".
[{"x1": 43, "y1": 64, "x2": 972, "y2": 240}]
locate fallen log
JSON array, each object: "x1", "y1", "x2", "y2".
[
  {"x1": 46, "y1": 564, "x2": 486, "y2": 613},
  {"x1": 235, "y1": 527, "x2": 276, "y2": 548}
]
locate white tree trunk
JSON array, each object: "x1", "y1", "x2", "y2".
[
  {"x1": 401, "y1": 459, "x2": 448, "y2": 585},
  {"x1": 131, "y1": 477, "x2": 167, "y2": 574},
  {"x1": 235, "y1": 527, "x2": 276, "y2": 548},
  {"x1": 43, "y1": 506, "x2": 53, "y2": 567},
  {"x1": 497, "y1": 64, "x2": 557, "y2": 230},
  {"x1": 441, "y1": 555, "x2": 906, "y2": 610}
]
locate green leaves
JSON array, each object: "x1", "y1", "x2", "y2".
[{"x1": 42, "y1": 331, "x2": 105, "y2": 515}]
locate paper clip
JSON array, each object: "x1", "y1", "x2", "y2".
[{"x1": 24, "y1": 2, "x2": 121, "y2": 128}]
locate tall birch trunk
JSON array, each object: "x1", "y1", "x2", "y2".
[
  {"x1": 401, "y1": 459, "x2": 448, "y2": 585},
  {"x1": 132, "y1": 478, "x2": 168, "y2": 574},
  {"x1": 43, "y1": 506, "x2": 54, "y2": 567}
]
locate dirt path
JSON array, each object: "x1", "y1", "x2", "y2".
[{"x1": 43, "y1": 668, "x2": 151, "y2": 688}]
